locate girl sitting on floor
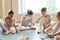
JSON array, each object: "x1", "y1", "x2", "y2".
[
  {"x1": 45, "y1": 11, "x2": 60, "y2": 37},
  {"x1": 35, "y1": 7, "x2": 51, "y2": 33},
  {"x1": 0, "y1": 10, "x2": 19, "y2": 34},
  {"x1": 21, "y1": 10, "x2": 34, "y2": 27},
  {"x1": 5, "y1": 10, "x2": 19, "y2": 34}
]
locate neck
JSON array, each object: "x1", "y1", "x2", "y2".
[{"x1": 44, "y1": 14, "x2": 48, "y2": 17}]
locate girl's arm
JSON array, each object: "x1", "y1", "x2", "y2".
[
  {"x1": 35, "y1": 16, "x2": 42, "y2": 23},
  {"x1": 5, "y1": 18, "x2": 12, "y2": 26},
  {"x1": 45, "y1": 29, "x2": 60, "y2": 37},
  {"x1": 29, "y1": 16, "x2": 34, "y2": 26},
  {"x1": 53, "y1": 24, "x2": 60, "y2": 34},
  {"x1": 44, "y1": 28, "x2": 55, "y2": 37},
  {"x1": 44, "y1": 23, "x2": 59, "y2": 37},
  {"x1": 12, "y1": 18, "x2": 18, "y2": 27},
  {"x1": 21, "y1": 16, "x2": 26, "y2": 26},
  {"x1": 49, "y1": 15, "x2": 51, "y2": 24}
]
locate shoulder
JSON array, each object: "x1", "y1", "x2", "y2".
[
  {"x1": 4, "y1": 16, "x2": 9, "y2": 20},
  {"x1": 12, "y1": 17, "x2": 16, "y2": 21},
  {"x1": 23, "y1": 14, "x2": 27, "y2": 18},
  {"x1": 47, "y1": 14, "x2": 51, "y2": 18},
  {"x1": 47, "y1": 14, "x2": 50, "y2": 16},
  {"x1": 13, "y1": 17, "x2": 15, "y2": 19}
]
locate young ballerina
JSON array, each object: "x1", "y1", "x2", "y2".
[
  {"x1": 35, "y1": 7, "x2": 51, "y2": 33},
  {"x1": 45, "y1": 11, "x2": 60, "y2": 37},
  {"x1": 21, "y1": 10, "x2": 34, "y2": 27},
  {"x1": 4, "y1": 10, "x2": 19, "y2": 34}
]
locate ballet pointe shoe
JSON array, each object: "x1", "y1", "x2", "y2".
[{"x1": 20, "y1": 37, "x2": 29, "y2": 40}]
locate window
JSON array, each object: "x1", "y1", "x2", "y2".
[
  {"x1": 18, "y1": 0, "x2": 47, "y2": 14},
  {"x1": 55, "y1": 0, "x2": 60, "y2": 11}
]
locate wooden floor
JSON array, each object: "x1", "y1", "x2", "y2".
[{"x1": 0, "y1": 23, "x2": 54, "y2": 40}]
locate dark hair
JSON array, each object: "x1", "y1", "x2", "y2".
[
  {"x1": 57, "y1": 11, "x2": 60, "y2": 17},
  {"x1": 27, "y1": 10, "x2": 33, "y2": 15},
  {"x1": 8, "y1": 10, "x2": 14, "y2": 15},
  {"x1": 41, "y1": 7, "x2": 47, "y2": 12}
]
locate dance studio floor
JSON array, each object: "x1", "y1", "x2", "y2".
[{"x1": 0, "y1": 23, "x2": 54, "y2": 40}]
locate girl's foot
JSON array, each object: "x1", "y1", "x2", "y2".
[
  {"x1": 37, "y1": 30, "x2": 41, "y2": 34},
  {"x1": 16, "y1": 27, "x2": 21, "y2": 33},
  {"x1": 5, "y1": 31, "x2": 10, "y2": 35}
]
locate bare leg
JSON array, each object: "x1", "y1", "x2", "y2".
[
  {"x1": 0, "y1": 23, "x2": 8, "y2": 31},
  {"x1": 0, "y1": 23, "x2": 10, "y2": 34}
]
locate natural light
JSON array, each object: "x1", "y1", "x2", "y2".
[
  {"x1": 18, "y1": 0, "x2": 47, "y2": 14},
  {"x1": 55, "y1": 0, "x2": 60, "y2": 11},
  {"x1": 18, "y1": 0, "x2": 60, "y2": 14}
]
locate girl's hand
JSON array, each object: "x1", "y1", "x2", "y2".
[
  {"x1": 32, "y1": 22, "x2": 35, "y2": 25},
  {"x1": 28, "y1": 23, "x2": 31, "y2": 27}
]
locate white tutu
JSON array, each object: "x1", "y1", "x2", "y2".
[{"x1": 10, "y1": 27, "x2": 16, "y2": 33}]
